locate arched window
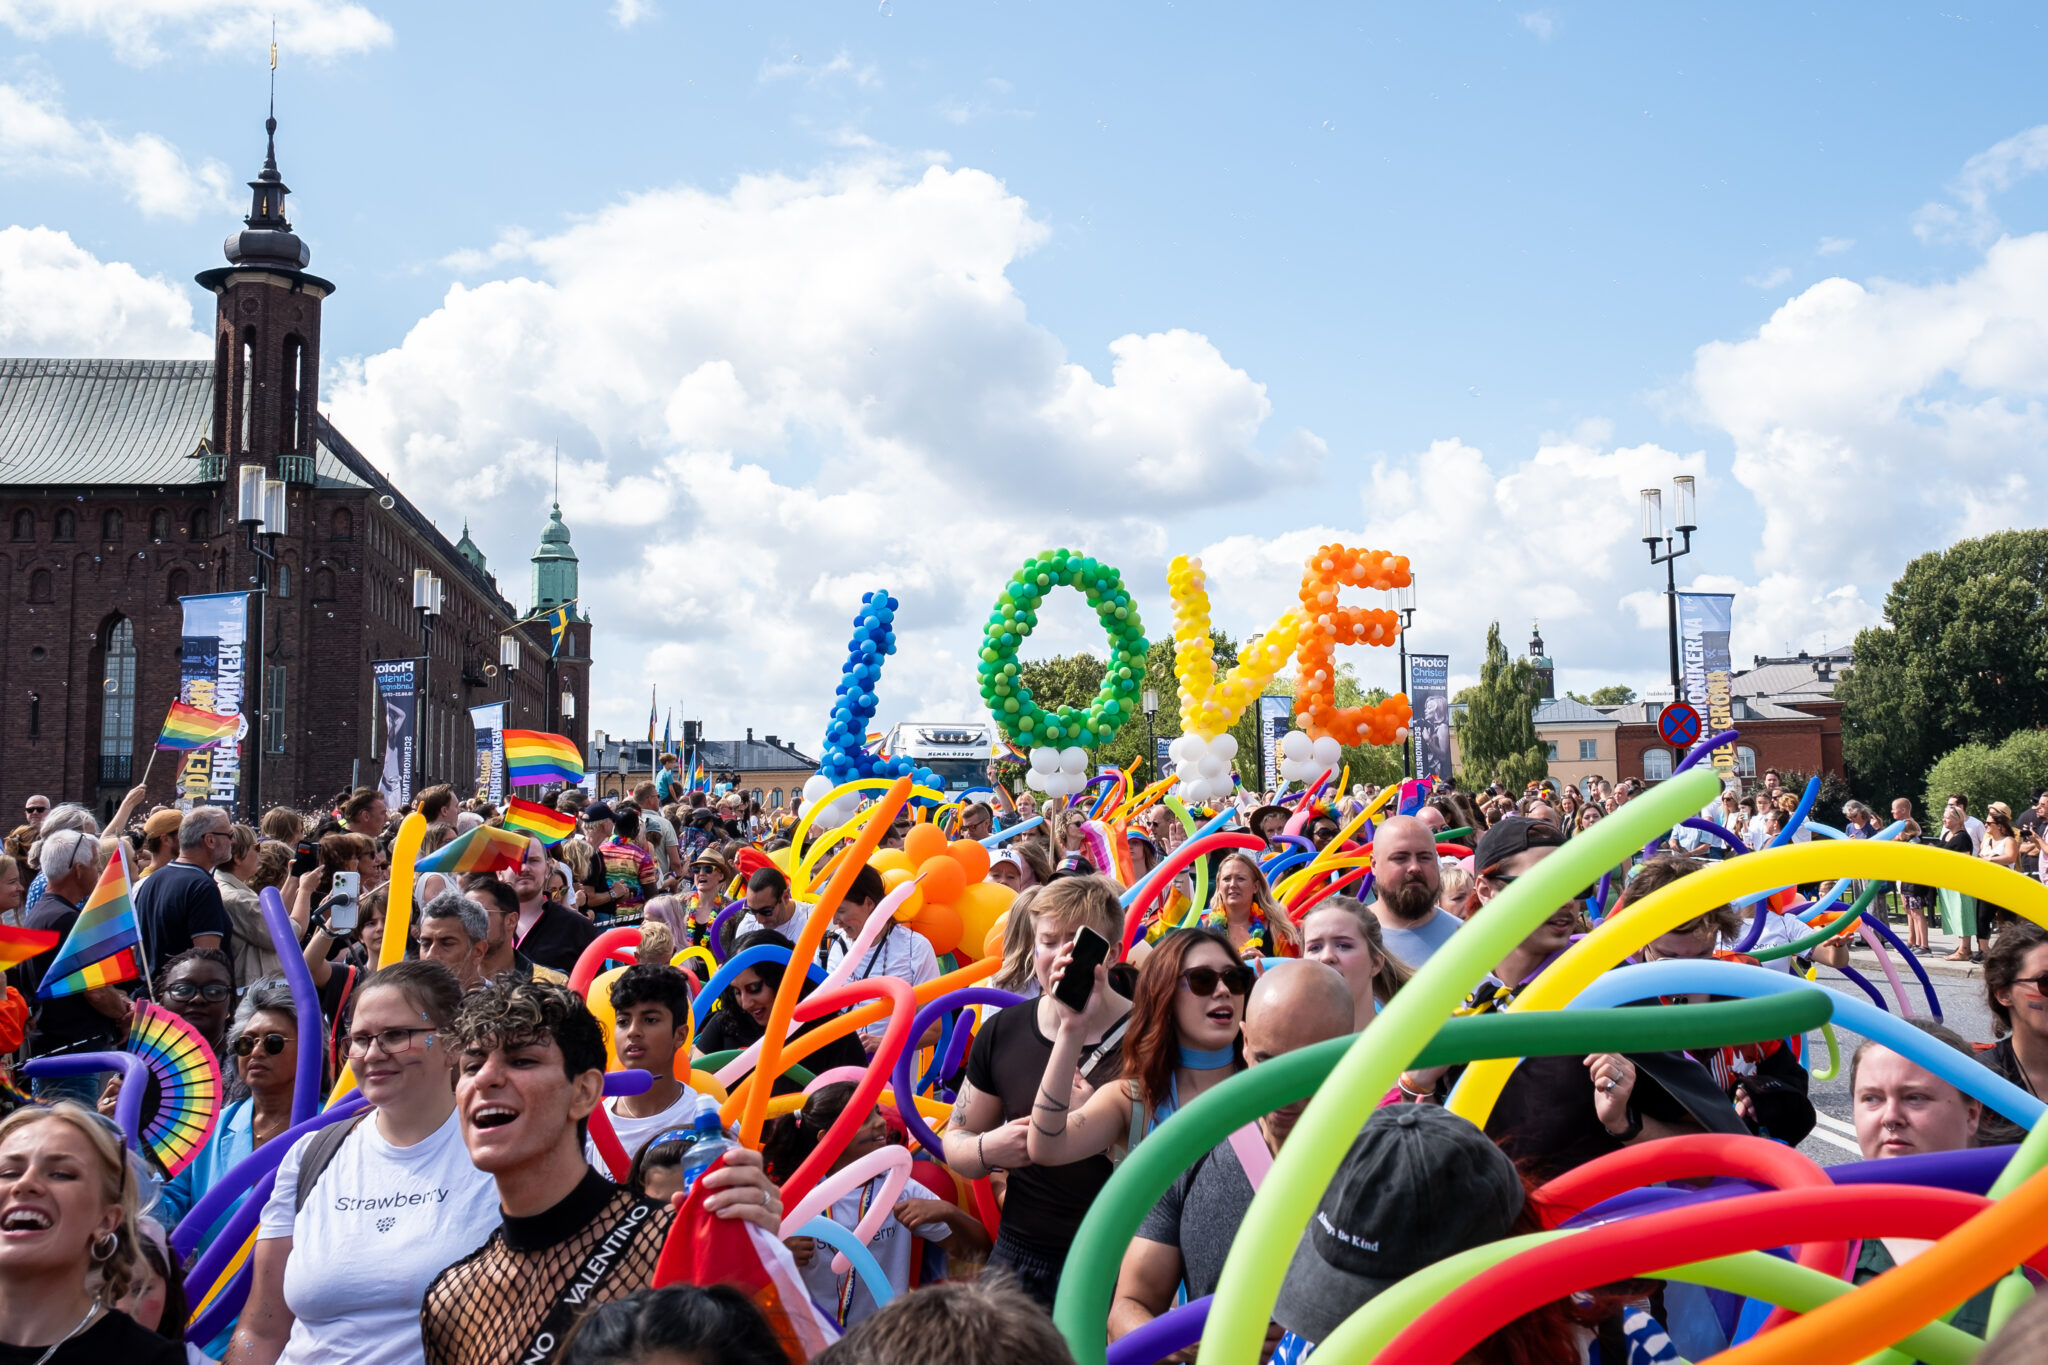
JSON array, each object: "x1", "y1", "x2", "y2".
[
  {"x1": 28, "y1": 569, "x2": 52, "y2": 603},
  {"x1": 188, "y1": 507, "x2": 209, "y2": 541},
  {"x1": 276, "y1": 563, "x2": 291, "y2": 598},
  {"x1": 101, "y1": 509, "x2": 123, "y2": 541},
  {"x1": 770, "y1": 788, "x2": 784, "y2": 809},
  {"x1": 239, "y1": 330, "x2": 256, "y2": 454},
  {"x1": 166, "y1": 567, "x2": 189, "y2": 603},
  {"x1": 10, "y1": 510, "x2": 32, "y2": 541},
  {"x1": 1735, "y1": 745, "x2": 1758, "y2": 779},
  {"x1": 330, "y1": 508, "x2": 353, "y2": 541},
  {"x1": 149, "y1": 509, "x2": 170, "y2": 541},
  {"x1": 52, "y1": 509, "x2": 74, "y2": 541},
  {"x1": 311, "y1": 567, "x2": 336, "y2": 601},
  {"x1": 281, "y1": 335, "x2": 305, "y2": 454},
  {"x1": 100, "y1": 619, "x2": 136, "y2": 782},
  {"x1": 1642, "y1": 748, "x2": 1674, "y2": 782}
]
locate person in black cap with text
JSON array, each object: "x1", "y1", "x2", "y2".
[
  {"x1": 1270, "y1": 1105, "x2": 1635, "y2": 1362},
  {"x1": 1396, "y1": 817, "x2": 1743, "y2": 1181}
]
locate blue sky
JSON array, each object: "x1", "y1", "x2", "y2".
[{"x1": 7, "y1": 1, "x2": 2048, "y2": 744}]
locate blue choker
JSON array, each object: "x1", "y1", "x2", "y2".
[{"x1": 1179, "y1": 1044, "x2": 1236, "y2": 1070}]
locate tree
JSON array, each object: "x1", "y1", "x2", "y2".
[
  {"x1": 1922, "y1": 730, "x2": 2048, "y2": 825},
  {"x1": 1839, "y1": 530, "x2": 2048, "y2": 807},
  {"x1": 1453, "y1": 622, "x2": 1548, "y2": 791},
  {"x1": 1568, "y1": 685, "x2": 1637, "y2": 706}
]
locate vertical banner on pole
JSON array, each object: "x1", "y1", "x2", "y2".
[
  {"x1": 1409, "y1": 654, "x2": 1452, "y2": 782},
  {"x1": 1677, "y1": 593, "x2": 1737, "y2": 775},
  {"x1": 1258, "y1": 695, "x2": 1292, "y2": 794},
  {"x1": 176, "y1": 592, "x2": 250, "y2": 814},
  {"x1": 372, "y1": 659, "x2": 420, "y2": 808},
  {"x1": 469, "y1": 702, "x2": 507, "y2": 802},
  {"x1": 1155, "y1": 737, "x2": 1175, "y2": 780}
]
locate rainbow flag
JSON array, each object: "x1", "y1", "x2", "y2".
[
  {"x1": 504, "y1": 728, "x2": 584, "y2": 785},
  {"x1": 39, "y1": 845, "x2": 143, "y2": 998},
  {"x1": 156, "y1": 701, "x2": 239, "y2": 752},
  {"x1": 0, "y1": 924, "x2": 59, "y2": 973},
  {"x1": 648, "y1": 688, "x2": 658, "y2": 744},
  {"x1": 414, "y1": 823, "x2": 531, "y2": 877},
  {"x1": 690, "y1": 755, "x2": 709, "y2": 792},
  {"x1": 503, "y1": 797, "x2": 575, "y2": 846}
]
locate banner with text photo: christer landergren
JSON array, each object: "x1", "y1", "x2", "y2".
[
  {"x1": 1677, "y1": 592, "x2": 1737, "y2": 775},
  {"x1": 1258, "y1": 695, "x2": 1292, "y2": 793},
  {"x1": 177, "y1": 592, "x2": 250, "y2": 812},
  {"x1": 374, "y1": 659, "x2": 421, "y2": 808},
  {"x1": 1409, "y1": 654, "x2": 1452, "y2": 782}
]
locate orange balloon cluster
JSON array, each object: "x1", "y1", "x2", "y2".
[
  {"x1": 868, "y1": 825, "x2": 1012, "y2": 962},
  {"x1": 1293, "y1": 544, "x2": 1415, "y2": 746}
]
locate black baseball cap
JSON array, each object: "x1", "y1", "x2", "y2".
[
  {"x1": 581, "y1": 801, "x2": 617, "y2": 822},
  {"x1": 1273, "y1": 1105, "x2": 1524, "y2": 1344},
  {"x1": 1472, "y1": 815, "x2": 1564, "y2": 873}
]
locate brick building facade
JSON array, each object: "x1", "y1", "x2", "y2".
[{"x1": 0, "y1": 115, "x2": 591, "y2": 823}]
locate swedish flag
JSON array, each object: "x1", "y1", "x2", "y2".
[{"x1": 546, "y1": 602, "x2": 574, "y2": 657}]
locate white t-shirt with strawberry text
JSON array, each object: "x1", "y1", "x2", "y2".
[{"x1": 258, "y1": 1109, "x2": 500, "y2": 1365}]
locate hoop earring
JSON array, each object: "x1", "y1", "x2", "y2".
[{"x1": 90, "y1": 1231, "x2": 118, "y2": 1263}]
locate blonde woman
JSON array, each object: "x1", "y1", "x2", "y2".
[
  {"x1": 0, "y1": 1103, "x2": 180, "y2": 1363},
  {"x1": 989, "y1": 886, "x2": 1045, "y2": 998},
  {"x1": 1196, "y1": 851, "x2": 1300, "y2": 959}
]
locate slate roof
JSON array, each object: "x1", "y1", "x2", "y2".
[
  {"x1": 0, "y1": 358, "x2": 213, "y2": 485},
  {"x1": 697, "y1": 738, "x2": 817, "y2": 772},
  {"x1": 1535, "y1": 697, "x2": 1618, "y2": 725},
  {"x1": 0, "y1": 358, "x2": 368, "y2": 491}
]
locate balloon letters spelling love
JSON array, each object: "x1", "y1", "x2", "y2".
[
  {"x1": 805, "y1": 591, "x2": 940, "y2": 825},
  {"x1": 978, "y1": 551, "x2": 1149, "y2": 799}
]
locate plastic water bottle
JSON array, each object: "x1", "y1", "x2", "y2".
[{"x1": 675, "y1": 1110, "x2": 735, "y2": 1196}]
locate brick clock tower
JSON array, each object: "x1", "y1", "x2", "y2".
[{"x1": 530, "y1": 504, "x2": 591, "y2": 755}]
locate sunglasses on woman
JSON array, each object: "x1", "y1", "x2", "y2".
[
  {"x1": 1179, "y1": 966, "x2": 1254, "y2": 998},
  {"x1": 233, "y1": 1031, "x2": 290, "y2": 1058}
]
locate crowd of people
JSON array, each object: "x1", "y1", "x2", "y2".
[{"x1": 0, "y1": 759, "x2": 2046, "y2": 1364}]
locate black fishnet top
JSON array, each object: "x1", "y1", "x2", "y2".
[{"x1": 421, "y1": 1168, "x2": 673, "y2": 1365}]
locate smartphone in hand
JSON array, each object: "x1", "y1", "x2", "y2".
[
  {"x1": 327, "y1": 870, "x2": 361, "y2": 934},
  {"x1": 1053, "y1": 926, "x2": 1111, "y2": 1014}
]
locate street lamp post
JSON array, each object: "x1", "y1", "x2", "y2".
[
  {"x1": 236, "y1": 467, "x2": 288, "y2": 817},
  {"x1": 412, "y1": 568, "x2": 443, "y2": 798},
  {"x1": 499, "y1": 633, "x2": 521, "y2": 716},
  {"x1": 1639, "y1": 476, "x2": 1698, "y2": 703},
  {"x1": 1393, "y1": 579, "x2": 1417, "y2": 778},
  {"x1": 1141, "y1": 687, "x2": 1160, "y2": 784}
]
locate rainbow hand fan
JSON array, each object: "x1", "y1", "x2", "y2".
[{"x1": 126, "y1": 1002, "x2": 222, "y2": 1178}]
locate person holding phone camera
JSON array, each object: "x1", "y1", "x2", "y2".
[{"x1": 944, "y1": 876, "x2": 1133, "y2": 1310}]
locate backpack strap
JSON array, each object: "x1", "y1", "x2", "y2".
[{"x1": 294, "y1": 1112, "x2": 369, "y2": 1216}]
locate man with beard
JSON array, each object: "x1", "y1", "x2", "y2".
[
  {"x1": 420, "y1": 978, "x2": 789, "y2": 1365},
  {"x1": 502, "y1": 836, "x2": 601, "y2": 974},
  {"x1": 464, "y1": 875, "x2": 566, "y2": 984},
  {"x1": 1367, "y1": 815, "x2": 1461, "y2": 967},
  {"x1": 1109, "y1": 960, "x2": 1356, "y2": 1348}
]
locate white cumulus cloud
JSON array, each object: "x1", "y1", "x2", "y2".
[
  {"x1": 0, "y1": 225, "x2": 209, "y2": 356},
  {"x1": 0, "y1": 0, "x2": 391, "y2": 64},
  {"x1": 0, "y1": 79, "x2": 233, "y2": 218},
  {"x1": 325, "y1": 159, "x2": 1316, "y2": 741}
]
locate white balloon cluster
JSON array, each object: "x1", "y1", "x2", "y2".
[
  {"x1": 1025, "y1": 745, "x2": 1092, "y2": 798},
  {"x1": 1278, "y1": 730, "x2": 1344, "y2": 785},
  {"x1": 1169, "y1": 731, "x2": 1240, "y2": 802},
  {"x1": 800, "y1": 772, "x2": 864, "y2": 830}
]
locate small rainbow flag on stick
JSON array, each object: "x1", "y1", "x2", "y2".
[
  {"x1": 0, "y1": 925, "x2": 59, "y2": 973},
  {"x1": 503, "y1": 797, "x2": 576, "y2": 846},
  {"x1": 156, "y1": 701, "x2": 239, "y2": 752},
  {"x1": 39, "y1": 844, "x2": 145, "y2": 998},
  {"x1": 504, "y1": 729, "x2": 584, "y2": 785},
  {"x1": 413, "y1": 823, "x2": 532, "y2": 877}
]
